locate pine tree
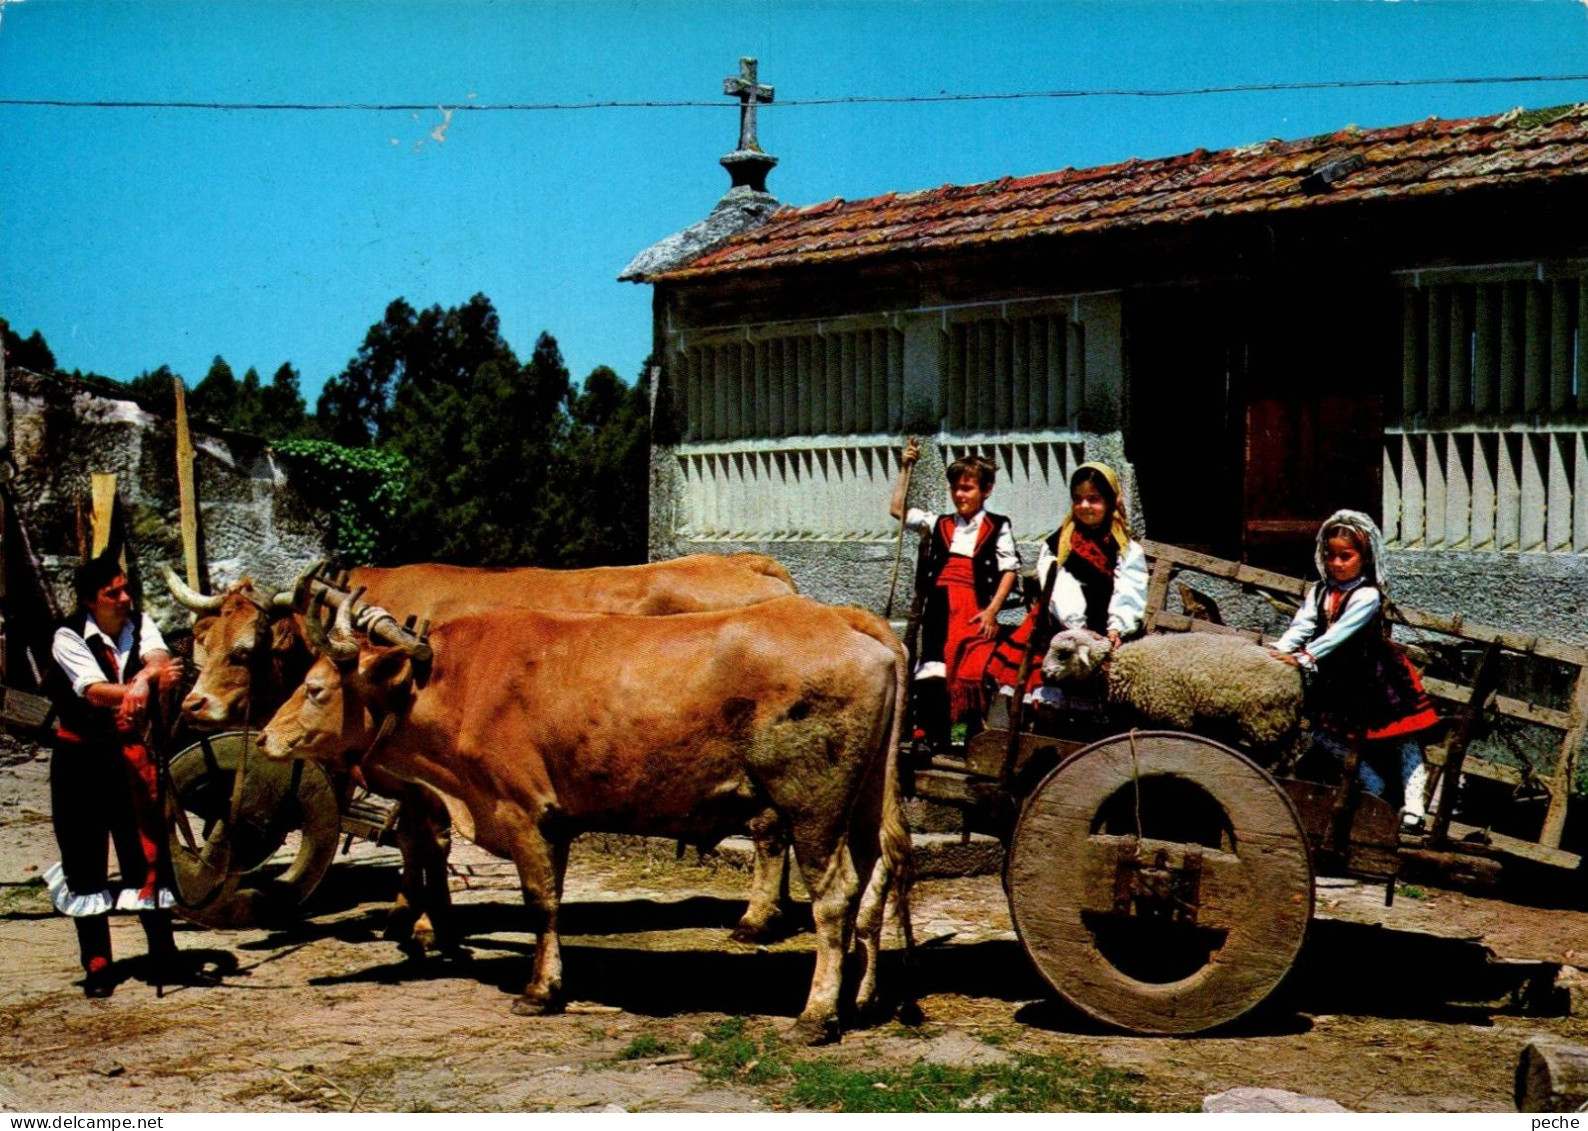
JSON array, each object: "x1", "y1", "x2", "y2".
[
  {"x1": 189, "y1": 356, "x2": 239, "y2": 426},
  {"x1": 261, "y1": 362, "x2": 310, "y2": 439}
]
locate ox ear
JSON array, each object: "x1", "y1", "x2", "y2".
[
  {"x1": 358, "y1": 644, "x2": 414, "y2": 704},
  {"x1": 269, "y1": 616, "x2": 300, "y2": 656}
]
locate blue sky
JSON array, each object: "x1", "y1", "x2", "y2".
[{"x1": 1, "y1": 0, "x2": 1586, "y2": 405}]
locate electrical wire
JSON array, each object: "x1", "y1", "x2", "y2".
[{"x1": 2, "y1": 73, "x2": 1587, "y2": 112}]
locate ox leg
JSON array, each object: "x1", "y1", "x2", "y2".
[
  {"x1": 732, "y1": 810, "x2": 791, "y2": 944},
  {"x1": 789, "y1": 835, "x2": 861, "y2": 1046},
  {"x1": 851, "y1": 849, "x2": 892, "y2": 1022},
  {"x1": 508, "y1": 830, "x2": 568, "y2": 1017},
  {"x1": 411, "y1": 792, "x2": 455, "y2": 952},
  {"x1": 384, "y1": 814, "x2": 423, "y2": 947}
]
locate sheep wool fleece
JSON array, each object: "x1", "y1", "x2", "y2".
[{"x1": 1106, "y1": 633, "x2": 1304, "y2": 751}]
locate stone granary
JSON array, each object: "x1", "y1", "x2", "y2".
[{"x1": 624, "y1": 75, "x2": 1588, "y2": 644}]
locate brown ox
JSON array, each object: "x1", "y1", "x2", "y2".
[
  {"x1": 167, "y1": 554, "x2": 801, "y2": 946},
  {"x1": 259, "y1": 595, "x2": 912, "y2": 1043}
]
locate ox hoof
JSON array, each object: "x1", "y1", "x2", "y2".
[
  {"x1": 510, "y1": 994, "x2": 564, "y2": 1017},
  {"x1": 730, "y1": 909, "x2": 789, "y2": 945},
  {"x1": 789, "y1": 1014, "x2": 840, "y2": 1046}
]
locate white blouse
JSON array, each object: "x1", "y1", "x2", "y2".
[{"x1": 1035, "y1": 538, "x2": 1150, "y2": 637}]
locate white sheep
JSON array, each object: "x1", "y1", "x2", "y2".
[{"x1": 1040, "y1": 628, "x2": 1305, "y2": 762}]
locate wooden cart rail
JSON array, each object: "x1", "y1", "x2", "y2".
[{"x1": 1138, "y1": 539, "x2": 1588, "y2": 855}]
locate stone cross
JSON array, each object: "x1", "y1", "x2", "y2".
[{"x1": 723, "y1": 57, "x2": 773, "y2": 153}]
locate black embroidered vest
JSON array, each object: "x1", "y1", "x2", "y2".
[
  {"x1": 916, "y1": 511, "x2": 1011, "y2": 608},
  {"x1": 48, "y1": 609, "x2": 144, "y2": 743}
]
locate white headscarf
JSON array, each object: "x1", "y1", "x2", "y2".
[{"x1": 1314, "y1": 509, "x2": 1388, "y2": 590}]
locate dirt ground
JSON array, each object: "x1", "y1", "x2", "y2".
[{"x1": 5, "y1": 746, "x2": 1588, "y2": 1114}]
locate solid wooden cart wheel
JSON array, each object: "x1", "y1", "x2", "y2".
[
  {"x1": 166, "y1": 731, "x2": 342, "y2": 928},
  {"x1": 1007, "y1": 730, "x2": 1313, "y2": 1035}
]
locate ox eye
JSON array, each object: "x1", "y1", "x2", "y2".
[
  {"x1": 305, "y1": 684, "x2": 329, "y2": 704},
  {"x1": 230, "y1": 646, "x2": 251, "y2": 663}
]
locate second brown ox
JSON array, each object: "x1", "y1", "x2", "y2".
[
  {"x1": 167, "y1": 553, "x2": 800, "y2": 946},
  {"x1": 259, "y1": 594, "x2": 913, "y2": 1043}
]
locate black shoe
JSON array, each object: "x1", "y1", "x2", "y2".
[
  {"x1": 148, "y1": 953, "x2": 221, "y2": 988},
  {"x1": 84, "y1": 967, "x2": 115, "y2": 999}
]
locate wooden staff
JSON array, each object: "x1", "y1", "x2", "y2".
[
  {"x1": 173, "y1": 377, "x2": 201, "y2": 591},
  {"x1": 884, "y1": 437, "x2": 916, "y2": 619},
  {"x1": 999, "y1": 564, "x2": 1061, "y2": 796}
]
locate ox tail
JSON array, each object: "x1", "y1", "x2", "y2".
[
  {"x1": 841, "y1": 605, "x2": 918, "y2": 1024},
  {"x1": 881, "y1": 622, "x2": 920, "y2": 1023},
  {"x1": 725, "y1": 552, "x2": 799, "y2": 593}
]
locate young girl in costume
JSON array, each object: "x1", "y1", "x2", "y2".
[
  {"x1": 1268, "y1": 510, "x2": 1437, "y2": 829},
  {"x1": 985, "y1": 461, "x2": 1149, "y2": 705},
  {"x1": 889, "y1": 438, "x2": 1020, "y2": 745}
]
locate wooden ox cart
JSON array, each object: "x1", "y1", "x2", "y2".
[
  {"x1": 53, "y1": 543, "x2": 1582, "y2": 1026},
  {"x1": 906, "y1": 539, "x2": 1588, "y2": 1034}
]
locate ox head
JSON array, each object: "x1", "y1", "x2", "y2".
[
  {"x1": 259, "y1": 593, "x2": 428, "y2": 771},
  {"x1": 1040, "y1": 627, "x2": 1113, "y2": 685},
  {"x1": 167, "y1": 564, "x2": 304, "y2": 729}
]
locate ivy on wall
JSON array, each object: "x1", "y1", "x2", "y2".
[{"x1": 273, "y1": 440, "x2": 408, "y2": 566}]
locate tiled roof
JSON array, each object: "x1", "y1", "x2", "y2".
[{"x1": 651, "y1": 103, "x2": 1588, "y2": 281}]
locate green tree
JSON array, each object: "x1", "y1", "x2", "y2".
[
  {"x1": 0, "y1": 319, "x2": 56, "y2": 373},
  {"x1": 261, "y1": 362, "x2": 311, "y2": 439},
  {"x1": 124, "y1": 364, "x2": 181, "y2": 414},
  {"x1": 316, "y1": 299, "x2": 418, "y2": 446},
  {"x1": 390, "y1": 327, "x2": 571, "y2": 565},
  {"x1": 189, "y1": 356, "x2": 238, "y2": 426},
  {"x1": 556, "y1": 362, "x2": 652, "y2": 566},
  {"x1": 232, "y1": 367, "x2": 265, "y2": 434}
]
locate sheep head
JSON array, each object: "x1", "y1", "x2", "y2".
[{"x1": 1041, "y1": 627, "x2": 1113, "y2": 684}]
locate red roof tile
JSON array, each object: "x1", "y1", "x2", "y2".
[{"x1": 650, "y1": 104, "x2": 1588, "y2": 281}]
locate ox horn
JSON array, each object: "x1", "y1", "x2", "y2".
[
  {"x1": 162, "y1": 565, "x2": 225, "y2": 613},
  {"x1": 324, "y1": 587, "x2": 365, "y2": 663},
  {"x1": 275, "y1": 559, "x2": 325, "y2": 610}
]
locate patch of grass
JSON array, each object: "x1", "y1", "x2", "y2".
[
  {"x1": 1396, "y1": 883, "x2": 1428, "y2": 901},
  {"x1": 0, "y1": 877, "x2": 48, "y2": 915},
  {"x1": 787, "y1": 1053, "x2": 1146, "y2": 1114},
  {"x1": 690, "y1": 1018, "x2": 1146, "y2": 1113},
  {"x1": 691, "y1": 1017, "x2": 790, "y2": 1085},
  {"x1": 614, "y1": 1033, "x2": 675, "y2": 1062}
]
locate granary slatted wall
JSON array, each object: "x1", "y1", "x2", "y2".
[
  {"x1": 1387, "y1": 263, "x2": 1588, "y2": 552},
  {"x1": 668, "y1": 294, "x2": 1114, "y2": 543}
]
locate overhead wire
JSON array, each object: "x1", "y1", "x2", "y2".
[{"x1": 2, "y1": 72, "x2": 1588, "y2": 112}]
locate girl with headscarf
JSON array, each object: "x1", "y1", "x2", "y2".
[
  {"x1": 1269, "y1": 509, "x2": 1438, "y2": 829},
  {"x1": 983, "y1": 461, "x2": 1148, "y2": 700},
  {"x1": 1034, "y1": 461, "x2": 1149, "y2": 646}
]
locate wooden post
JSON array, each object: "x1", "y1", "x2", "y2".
[
  {"x1": 173, "y1": 377, "x2": 201, "y2": 590},
  {"x1": 1517, "y1": 1038, "x2": 1588, "y2": 1112},
  {"x1": 89, "y1": 473, "x2": 118, "y2": 562},
  {"x1": 1430, "y1": 641, "x2": 1504, "y2": 845},
  {"x1": 1541, "y1": 664, "x2": 1588, "y2": 848}
]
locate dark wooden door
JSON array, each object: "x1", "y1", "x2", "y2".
[{"x1": 1243, "y1": 393, "x2": 1382, "y2": 574}]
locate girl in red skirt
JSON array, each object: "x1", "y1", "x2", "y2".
[
  {"x1": 1268, "y1": 510, "x2": 1439, "y2": 830},
  {"x1": 889, "y1": 439, "x2": 1020, "y2": 747}
]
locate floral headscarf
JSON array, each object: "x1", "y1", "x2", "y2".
[
  {"x1": 1314, "y1": 509, "x2": 1389, "y2": 589},
  {"x1": 1051, "y1": 461, "x2": 1132, "y2": 566}
]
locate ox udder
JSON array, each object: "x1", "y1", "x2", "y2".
[{"x1": 260, "y1": 594, "x2": 912, "y2": 1043}]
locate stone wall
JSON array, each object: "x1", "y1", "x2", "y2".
[{"x1": 6, "y1": 369, "x2": 329, "y2": 634}]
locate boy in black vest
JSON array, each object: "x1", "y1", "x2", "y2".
[
  {"x1": 889, "y1": 439, "x2": 1019, "y2": 749},
  {"x1": 45, "y1": 553, "x2": 186, "y2": 997}
]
